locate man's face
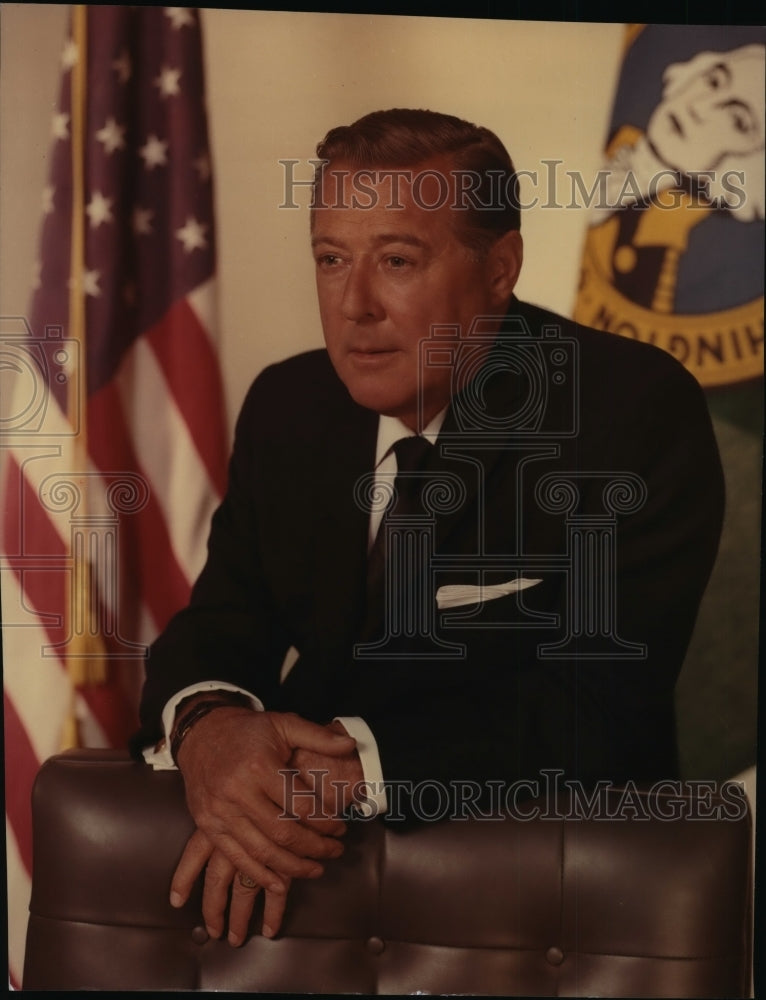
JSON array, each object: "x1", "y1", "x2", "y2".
[
  {"x1": 311, "y1": 158, "x2": 521, "y2": 430},
  {"x1": 646, "y1": 52, "x2": 764, "y2": 174}
]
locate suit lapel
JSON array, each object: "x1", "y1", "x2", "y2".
[{"x1": 431, "y1": 313, "x2": 534, "y2": 556}]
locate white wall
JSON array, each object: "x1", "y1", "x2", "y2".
[{"x1": 1, "y1": 5, "x2": 624, "y2": 434}]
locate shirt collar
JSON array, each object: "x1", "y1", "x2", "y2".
[{"x1": 374, "y1": 408, "x2": 447, "y2": 468}]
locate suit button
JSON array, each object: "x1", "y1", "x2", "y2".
[
  {"x1": 191, "y1": 926, "x2": 210, "y2": 946},
  {"x1": 546, "y1": 946, "x2": 564, "y2": 966},
  {"x1": 366, "y1": 936, "x2": 385, "y2": 955}
]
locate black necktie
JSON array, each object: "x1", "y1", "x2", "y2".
[
  {"x1": 362, "y1": 435, "x2": 433, "y2": 635},
  {"x1": 388, "y1": 435, "x2": 434, "y2": 515}
]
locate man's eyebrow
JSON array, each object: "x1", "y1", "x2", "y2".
[
  {"x1": 722, "y1": 98, "x2": 758, "y2": 126},
  {"x1": 369, "y1": 233, "x2": 430, "y2": 249},
  {"x1": 311, "y1": 233, "x2": 431, "y2": 250}
]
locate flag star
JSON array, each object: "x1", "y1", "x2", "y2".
[
  {"x1": 61, "y1": 38, "x2": 79, "y2": 70},
  {"x1": 140, "y1": 134, "x2": 169, "y2": 169},
  {"x1": 96, "y1": 117, "x2": 126, "y2": 154},
  {"x1": 176, "y1": 216, "x2": 208, "y2": 253},
  {"x1": 132, "y1": 206, "x2": 154, "y2": 235},
  {"x1": 51, "y1": 112, "x2": 70, "y2": 140},
  {"x1": 86, "y1": 191, "x2": 114, "y2": 228},
  {"x1": 154, "y1": 65, "x2": 182, "y2": 98},
  {"x1": 194, "y1": 152, "x2": 212, "y2": 182},
  {"x1": 82, "y1": 270, "x2": 101, "y2": 297},
  {"x1": 69, "y1": 269, "x2": 101, "y2": 297},
  {"x1": 165, "y1": 7, "x2": 194, "y2": 29},
  {"x1": 42, "y1": 185, "x2": 55, "y2": 215},
  {"x1": 112, "y1": 49, "x2": 132, "y2": 83}
]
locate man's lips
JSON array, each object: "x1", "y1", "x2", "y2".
[
  {"x1": 346, "y1": 347, "x2": 401, "y2": 369},
  {"x1": 348, "y1": 347, "x2": 399, "y2": 357}
]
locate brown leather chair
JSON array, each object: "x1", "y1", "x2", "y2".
[{"x1": 23, "y1": 749, "x2": 753, "y2": 995}]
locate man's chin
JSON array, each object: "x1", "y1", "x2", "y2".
[{"x1": 347, "y1": 385, "x2": 411, "y2": 419}]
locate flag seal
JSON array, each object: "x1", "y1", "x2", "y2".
[{"x1": 575, "y1": 25, "x2": 765, "y2": 388}]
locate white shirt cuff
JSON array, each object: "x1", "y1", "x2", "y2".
[
  {"x1": 142, "y1": 681, "x2": 264, "y2": 770},
  {"x1": 334, "y1": 715, "x2": 388, "y2": 817}
]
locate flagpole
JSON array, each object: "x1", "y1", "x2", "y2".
[{"x1": 61, "y1": 3, "x2": 106, "y2": 749}]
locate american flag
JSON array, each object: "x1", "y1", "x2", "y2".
[{"x1": 1, "y1": 6, "x2": 227, "y2": 985}]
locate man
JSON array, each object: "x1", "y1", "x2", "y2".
[{"x1": 132, "y1": 109, "x2": 724, "y2": 948}]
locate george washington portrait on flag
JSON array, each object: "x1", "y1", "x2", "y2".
[{"x1": 575, "y1": 25, "x2": 765, "y2": 388}]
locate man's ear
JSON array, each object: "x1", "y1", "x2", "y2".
[{"x1": 487, "y1": 229, "x2": 523, "y2": 307}]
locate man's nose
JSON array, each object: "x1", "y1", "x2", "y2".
[
  {"x1": 687, "y1": 94, "x2": 713, "y2": 123},
  {"x1": 341, "y1": 259, "x2": 382, "y2": 321}
]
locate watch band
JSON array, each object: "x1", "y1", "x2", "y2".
[{"x1": 170, "y1": 693, "x2": 253, "y2": 765}]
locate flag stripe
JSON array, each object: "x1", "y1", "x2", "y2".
[
  {"x1": 2, "y1": 573, "x2": 73, "y2": 763},
  {"x1": 78, "y1": 675, "x2": 137, "y2": 748},
  {"x1": 6, "y1": 817, "x2": 31, "y2": 990},
  {"x1": 87, "y1": 381, "x2": 194, "y2": 631},
  {"x1": 116, "y1": 332, "x2": 219, "y2": 585},
  {"x1": 3, "y1": 453, "x2": 72, "y2": 565},
  {"x1": 146, "y1": 296, "x2": 228, "y2": 497},
  {"x1": 3, "y1": 691, "x2": 40, "y2": 875},
  {"x1": 3, "y1": 494, "x2": 131, "y2": 749}
]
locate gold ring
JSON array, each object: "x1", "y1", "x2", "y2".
[{"x1": 237, "y1": 871, "x2": 257, "y2": 889}]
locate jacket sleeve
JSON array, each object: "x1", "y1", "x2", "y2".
[{"x1": 131, "y1": 372, "x2": 291, "y2": 756}]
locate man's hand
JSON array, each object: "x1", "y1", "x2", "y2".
[
  {"x1": 171, "y1": 828, "x2": 291, "y2": 944},
  {"x1": 177, "y1": 707, "x2": 354, "y2": 878},
  {"x1": 289, "y1": 720, "x2": 366, "y2": 816}
]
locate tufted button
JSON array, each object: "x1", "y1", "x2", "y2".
[
  {"x1": 545, "y1": 946, "x2": 565, "y2": 966},
  {"x1": 366, "y1": 935, "x2": 386, "y2": 955},
  {"x1": 191, "y1": 926, "x2": 210, "y2": 946}
]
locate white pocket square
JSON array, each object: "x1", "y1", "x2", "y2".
[{"x1": 436, "y1": 578, "x2": 543, "y2": 610}]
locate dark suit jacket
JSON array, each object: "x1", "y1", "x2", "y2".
[{"x1": 135, "y1": 299, "x2": 724, "y2": 807}]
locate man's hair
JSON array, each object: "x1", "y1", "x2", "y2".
[{"x1": 314, "y1": 108, "x2": 521, "y2": 257}]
